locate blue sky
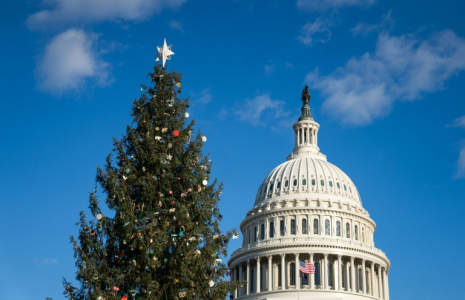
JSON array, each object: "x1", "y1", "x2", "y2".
[{"x1": 1, "y1": 0, "x2": 465, "y2": 299}]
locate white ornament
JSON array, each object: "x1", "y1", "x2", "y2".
[
  {"x1": 202, "y1": 136, "x2": 207, "y2": 142},
  {"x1": 185, "y1": 112, "x2": 189, "y2": 118},
  {"x1": 156, "y1": 38, "x2": 174, "y2": 67},
  {"x1": 202, "y1": 180, "x2": 208, "y2": 186},
  {"x1": 209, "y1": 280, "x2": 214, "y2": 287}
]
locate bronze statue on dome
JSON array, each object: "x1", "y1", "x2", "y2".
[{"x1": 301, "y1": 85, "x2": 311, "y2": 106}]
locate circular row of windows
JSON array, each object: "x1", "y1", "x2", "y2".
[{"x1": 264, "y1": 179, "x2": 353, "y2": 195}]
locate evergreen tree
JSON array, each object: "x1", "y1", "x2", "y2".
[{"x1": 61, "y1": 62, "x2": 240, "y2": 300}]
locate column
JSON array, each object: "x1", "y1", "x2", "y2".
[
  {"x1": 384, "y1": 269, "x2": 389, "y2": 300},
  {"x1": 238, "y1": 264, "x2": 243, "y2": 297},
  {"x1": 256, "y1": 257, "x2": 261, "y2": 293},
  {"x1": 281, "y1": 254, "x2": 286, "y2": 290},
  {"x1": 361, "y1": 259, "x2": 366, "y2": 294},
  {"x1": 309, "y1": 253, "x2": 314, "y2": 289},
  {"x1": 345, "y1": 260, "x2": 349, "y2": 291},
  {"x1": 370, "y1": 262, "x2": 375, "y2": 296},
  {"x1": 350, "y1": 257, "x2": 356, "y2": 293},
  {"x1": 268, "y1": 255, "x2": 273, "y2": 291},
  {"x1": 295, "y1": 253, "x2": 300, "y2": 289},
  {"x1": 323, "y1": 254, "x2": 328, "y2": 289},
  {"x1": 337, "y1": 255, "x2": 342, "y2": 291},
  {"x1": 231, "y1": 268, "x2": 236, "y2": 299},
  {"x1": 246, "y1": 260, "x2": 250, "y2": 295},
  {"x1": 377, "y1": 266, "x2": 383, "y2": 299}
]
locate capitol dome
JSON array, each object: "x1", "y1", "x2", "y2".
[{"x1": 228, "y1": 88, "x2": 391, "y2": 300}]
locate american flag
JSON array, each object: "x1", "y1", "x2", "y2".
[{"x1": 299, "y1": 261, "x2": 315, "y2": 274}]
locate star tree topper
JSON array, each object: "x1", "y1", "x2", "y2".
[{"x1": 156, "y1": 38, "x2": 174, "y2": 67}]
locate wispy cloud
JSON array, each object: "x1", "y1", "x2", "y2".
[
  {"x1": 168, "y1": 20, "x2": 184, "y2": 32},
  {"x1": 264, "y1": 61, "x2": 275, "y2": 75},
  {"x1": 27, "y1": 0, "x2": 187, "y2": 30},
  {"x1": 296, "y1": 0, "x2": 375, "y2": 12},
  {"x1": 351, "y1": 10, "x2": 394, "y2": 35},
  {"x1": 234, "y1": 93, "x2": 289, "y2": 126},
  {"x1": 33, "y1": 258, "x2": 58, "y2": 268},
  {"x1": 449, "y1": 115, "x2": 465, "y2": 128},
  {"x1": 285, "y1": 62, "x2": 294, "y2": 68},
  {"x1": 456, "y1": 145, "x2": 465, "y2": 178},
  {"x1": 298, "y1": 18, "x2": 332, "y2": 46},
  {"x1": 36, "y1": 29, "x2": 111, "y2": 95},
  {"x1": 191, "y1": 88, "x2": 212, "y2": 106},
  {"x1": 305, "y1": 30, "x2": 465, "y2": 125}
]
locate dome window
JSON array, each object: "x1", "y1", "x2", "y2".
[
  {"x1": 302, "y1": 219, "x2": 308, "y2": 234},
  {"x1": 349, "y1": 186, "x2": 352, "y2": 193},
  {"x1": 285, "y1": 180, "x2": 289, "y2": 188},
  {"x1": 260, "y1": 224, "x2": 265, "y2": 240},
  {"x1": 302, "y1": 178, "x2": 307, "y2": 186},
  {"x1": 313, "y1": 219, "x2": 319, "y2": 234},
  {"x1": 320, "y1": 180, "x2": 325, "y2": 186},
  {"x1": 293, "y1": 179, "x2": 297, "y2": 186},
  {"x1": 270, "y1": 183, "x2": 273, "y2": 192},
  {"x1": 254, "y1": 226, "x2": 257, "y2": 242},
  {"x1": 280, "y1": 220, "x2": 285, "y2": 236},
  {"x1": 343, "y1": 184, "x2": 347, "y2": 191},
  {"x1": 346, "y1": 223, "x2": 350, "y2": 238},
  {"x1": 329, "y1": 181, "x2": 333, "y2": 188},
  {"x1": 336, "y1": 221, "x2": 341, "y2": 237},
  {"x1": 277, "y1": 181, "x2": 281, "y2": 189},
  {"x1": 325, "y1": 219, "x2": 330, "y2": 235},
  {"x1": 269, "y1": 221, "x2": 274, "y2": 238},
  {"x1": 311, "y1": 179, "x2": 316, "y2": 186},
  {"x1": 291, "y1": 219, "x2": 296, "y2": 235},
  {"x1": 354, "y1": 225, "x2": 358, "y2": 241},
  {"x1": 337, "y1": 182, "x2": 340, "y2": 189}
]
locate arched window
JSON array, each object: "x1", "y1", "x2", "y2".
[
  {"x1": 325, "y1": 219, "x2": 330, "y2": 235},
  {"x1": 269, "y1": 221, "x2": 274, "y2": 238},
  {"x1": 302, "y1": 178, "x2": 307, "y2": 185},
  {"x1": 344, "y1": 184, "x2": 347, "y2": 191},
  {"x1": 285, "y1": 180, "x2": 289, "y2": 187},
  {"x1": 362, "y1": 227, "x2": 365, "y2": 242},
  {"x1": 314, "y1": 262, "x2": 321, "y2": 286},
  {"x1": 254, "y1": 226, "x2": 257, "y2": 242},
  {"x1": 355, "y1": 225, "x2": 358, "y2": 240},
  {"x1": 320, "y1": 180, "x2": 325, "y2": 186},
  {"x1": 337, "y1": 182, "x2": 340, "y2": 189},
  {"x1": 302, "y1": 219, "x2": 308, "y2": 234},
  {"x1": 248, "y1": 229, "x2": 251, "y2": 244},
  {"x1": 329, "y1": 181, "x2": 333, "y2": 188},
  {"x1": 312, "y1": 179, "x2": 316, "y2": 186},
  {"x1": 291, "y1": 219, "x2": 296, "y2": 235},
  {"x1": 277, "y1": 181, "x2": 281, "y2": 189},
  {"x1": 290, "y1": 263, "x2": 296, "y2": 286},
  {"x1": 270, "y1": 183, "x2": 273, "y2": 192},
  {"x1": 336, "y1": 221, "x2": 341, "y2": 237},
  {"x1": 346, "y1": 223, "x2": 350, "y2": 238},
  {"x1": 313, "y1": 219, "x2": 319, "y2": 234},
  {"x1": 280, "y1": 220, "x2": 285, "y2": 236},
  {"x1": 260, "y1": 223, "x2": 265, "y2": 240},
  {"x1": 293, "y1": 179, "x2": 297, "y2": 186}
]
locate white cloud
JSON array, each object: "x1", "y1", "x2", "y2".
[
  {"x1": 296, "y1": 0, "x2": 375, "y2": 12},
  {"x1": 168, "y1": 20, "x2": 184, "y2": 32},
  {"x1": 234, "y1": 93, "x2": 289, "y2": 126},
  {"x1": 36, "y1": 29, "x2": 110, "y2": 94},
  {"x1": 27, "y1": 0, "x2": 187, "y2": 30},
  {"x1": 285, "y1": 62, "x2": 294, "y2": 68},
  {"x1": 350, "y1": 10, "x2": 394, "y2": 35},
  {"x1": 305, "y1": 30, "x2": 465, "y2": 125},
  {"x1": 450, "y1": 115, "x2": 465, "y2": 128},
  {"x1": 191, "y1": 88, "x2": 212, "y2": 105},
  {"x1": 456, "y1": 145, "x2": 465, "y2": 178},
  {"x1": 298, "y1": 18, "x2": 332, "y2": 46}
]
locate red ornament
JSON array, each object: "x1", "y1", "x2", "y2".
[
  {"x1": 121, "y1": 296, "x2": 128, "y2": 300},
  {"x1": 177, "y1": 177, "x2": 181, "y2": 181},
  {"x1": 178, "y1": 89, "x2": 181, "y2": 93},
  {"x1": 173, "y1": 130, "x2": 179, "y2": 136},
  {"x1": 169, "y1": 190, "x2": 173, "y2": 195}
]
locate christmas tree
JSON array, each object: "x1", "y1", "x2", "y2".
[{"x1": 60, "y1": 40, "x2": 241, "y2": 300}]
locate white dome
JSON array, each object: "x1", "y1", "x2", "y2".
[{"x1": 254, "y1": 157, "x2": 361, "y2": 206}]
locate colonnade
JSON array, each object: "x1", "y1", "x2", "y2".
[
  {"x1": 295, "y1": 126, "x2": 318, "y2": 146},
  {"x1": 230, "y1": 253, "x2": 389, "y2": 299}
]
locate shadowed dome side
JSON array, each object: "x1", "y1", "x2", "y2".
[{"x1": 254, "y1": 157, "x2": 361, "y2": 206}]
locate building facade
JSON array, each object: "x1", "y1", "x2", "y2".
[{"x1": 228, "y1": 90, "x2": 390, "y2": 300}]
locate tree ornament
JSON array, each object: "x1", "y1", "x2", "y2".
[
  {"x1": 173, "y1": 130, "x2": 179, "y2": 136},
  {"x1": 203, "y1": 180, "x2": 208, "y2": 186},
  {"x1": 185, "y1": 112, "x2": 189, "y2": 118},
  {"x1": 202, "y1": 136, "x2": 207, "y2": 142},
  {"x1": 209, "y1": 280, "x2": 214, "y2": 287},
  {"x1": 96, "y1": 214, "x2": 103, "y2": 220},
  {"x1": 156, "y1": 38, "x2": 174, "y2": 67}
]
